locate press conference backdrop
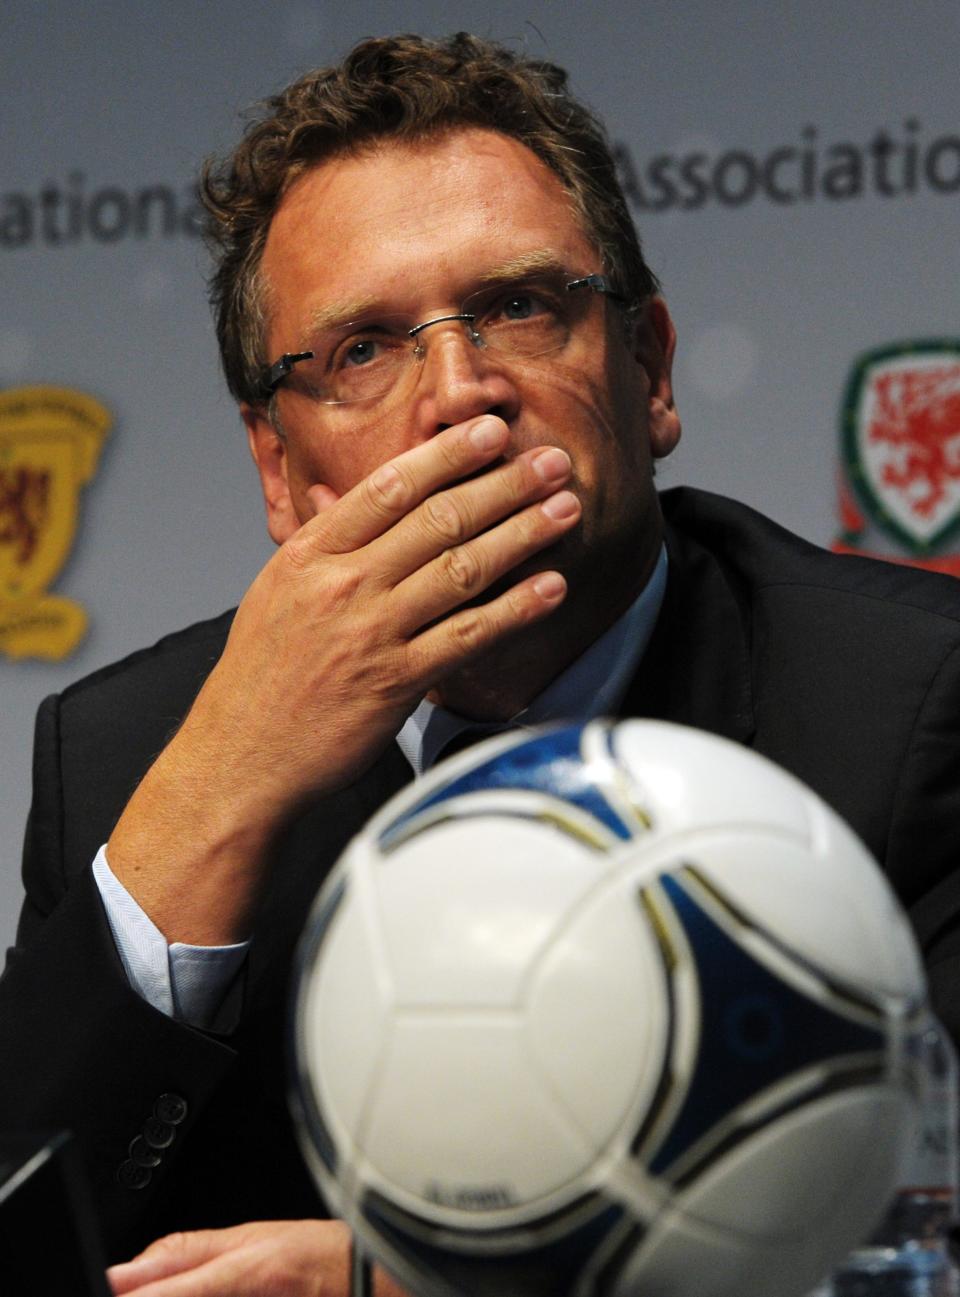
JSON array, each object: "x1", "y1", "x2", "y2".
[{"x1": 3, "y1": 0, "x2": 958, "y2": 956}]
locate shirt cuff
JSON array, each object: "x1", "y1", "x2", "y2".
[{"x1": 92, "y1": 845, "x2": 249, "y2": 1031}]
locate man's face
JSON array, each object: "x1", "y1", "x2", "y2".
[{"x1": 246, "y1": 128, "x2": 679, "y2": 602}]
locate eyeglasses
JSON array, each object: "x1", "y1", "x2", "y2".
[{"x1": 261, "y1": 272, "x2": 627, "y2": 406}]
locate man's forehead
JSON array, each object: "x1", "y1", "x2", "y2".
[
  {"x1": 270, "y1": 126, "x2": 588, "y2": 247},
  {"x1": 261, "y1": 128, "x2": 598, "y2": 333},
  {"x1": 302, "y1": 250, "x2": 574, "y2": 336}
]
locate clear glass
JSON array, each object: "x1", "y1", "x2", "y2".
[
  {"x1": 817, "y1": 1015, "x2": 959, "y2": 1297},
  {"x1": 272, "y1": 272, "x2": 611, "y2": 406}
]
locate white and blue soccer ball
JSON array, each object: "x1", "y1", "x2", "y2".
[{"x1": 291, "y1": 720, "x2": 926, "y2": 1297}]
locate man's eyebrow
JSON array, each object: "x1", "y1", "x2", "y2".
[
  {"x1": 473, "y1": 251, "x2": 568, "y2": 285},
  {"x1": 299, "y1": 252, "x2": 569, "y2": 340},
  {"x1": 302, "y1": 296, "x2": 380, "y2": 338}
]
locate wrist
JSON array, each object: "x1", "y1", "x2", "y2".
[{"x1": 107, "y1": 733, "x2": 278, "y2": 945}]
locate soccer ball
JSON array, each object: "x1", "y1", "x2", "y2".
[{"x1": 291, "y1": 720, "x2": 925, "y2": 1297}]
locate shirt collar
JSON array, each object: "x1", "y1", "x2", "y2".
[{"x1": 397, "y1": 545, "x2": 668, "y2": 775}]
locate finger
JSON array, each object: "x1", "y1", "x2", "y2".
[
  {"x1": 306, "y1": 415, "x2": 510, "y2": 555},
  {"x1": 394, "y1": 488, "x2": 581, "y2": 630},
  {"x1": 373, "y1": 444, "x2": 574, "y2": 583},
  {"x1": 108, "y1": 1252, "x2": 255, "y2": 1297},
  {"x1": 409, "y1": 568, "x2": 568, "y2": 680},
  {"x1": 107, "y1": 1255, "x2": 229, "y2": 1297},
  {"x1": 107, "y1": 1228, "x2": 247, "y2": 1293},
  {"x1": 109, "y1": 1228, "x2": 343, "y2": 1297}
]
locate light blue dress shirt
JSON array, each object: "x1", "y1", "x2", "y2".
[{"x1": 93, "y1": 546, "x2": 667, "y2": 1029}]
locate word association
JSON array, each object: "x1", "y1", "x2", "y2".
[{"x1": 616, "y1": 120, "x2": 960, "y2": 212}]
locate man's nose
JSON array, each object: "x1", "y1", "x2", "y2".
[{"x1": 410, "y1": 320, "x2": 521, "y2": 437}]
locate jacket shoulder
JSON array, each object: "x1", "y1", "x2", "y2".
[
  {"x1": 58, "y1": 608, "x2": 235, "y2": 716},
  {"x1": 659, "y1": 485, "x2": 960, "y2": 629}
]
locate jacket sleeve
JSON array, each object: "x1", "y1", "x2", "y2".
[
  {"x1": 0, "y1": 692, "x2": 239, "y2": 1261},
  {"x1": 893, "y1": 641, "x2": 960, "y2": 1050}
]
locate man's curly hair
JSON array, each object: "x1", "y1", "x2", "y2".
[{"x1": 200, "y1": 32, "x2": 659, "y2": 408}]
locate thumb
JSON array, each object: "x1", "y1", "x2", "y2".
[{"x1": 304, "y1": 483, "x2": 341, "y2": 517}]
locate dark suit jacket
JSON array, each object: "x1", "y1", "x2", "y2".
[{"x1": 4, "y1": 486, "x2": 960, "y2": 1262}]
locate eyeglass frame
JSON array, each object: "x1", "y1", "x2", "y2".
[{"x1": 259, "y1": 272, "x2": 629, "y2": 402}]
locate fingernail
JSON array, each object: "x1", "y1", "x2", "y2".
[
  {"x1": 469, "y1": 417, "x2": 505, "y2": 451},
  {"x1": 533, "y1": 572, "x2": 566, "y2": 601},
  {"x1": 532, "y1": 448, "x2": 571, "y2": 482},
  {"x1": 541, "y1": 490, "x2": 580, "y2": 520}
]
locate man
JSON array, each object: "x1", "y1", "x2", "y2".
[{"x1": 3, "y1": 31, "x2": 960, "y2": 1297}]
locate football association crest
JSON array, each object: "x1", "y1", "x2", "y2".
[
  {"x1": 837, "y1": 342, "x2": 960, "y2": 571},
  {"x1": 0, "y1": 385, "x2": 111, "y2": 660}
]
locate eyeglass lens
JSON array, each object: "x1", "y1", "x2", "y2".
[{"x1": 285, "y1": 273, "x2": 603, "y2": 406}]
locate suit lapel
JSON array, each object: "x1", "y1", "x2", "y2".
[{"x1": 621, "y1": 517, "x2": 755, "y2": 745}]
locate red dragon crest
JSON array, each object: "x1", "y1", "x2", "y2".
[{"x1": 838, "y1": 343, "x2": 960, "y2": 566}]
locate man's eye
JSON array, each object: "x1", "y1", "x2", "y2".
[
  {"x1": 500, "y1": 288, "x2": 560, "y2": 322},
  {"x1": 484, "y1": 286, "x2": 563, "y2": 328},
  {"x1": 503, "y1": 293, "x2": 539, "y2": 320},
  {"x1": 329, "y1": 332, "x2": 399, "y2": 371},
  {"x1": 343, "y1": 338, "x2": 381, "y2": 367}
]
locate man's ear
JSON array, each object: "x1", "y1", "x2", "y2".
[
  {"x1": 242, "y1": 403, "x2": 302, "y2": 545},
  {"x1": 634, "y1": 297, "x2": 681, "y2": 460}
]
